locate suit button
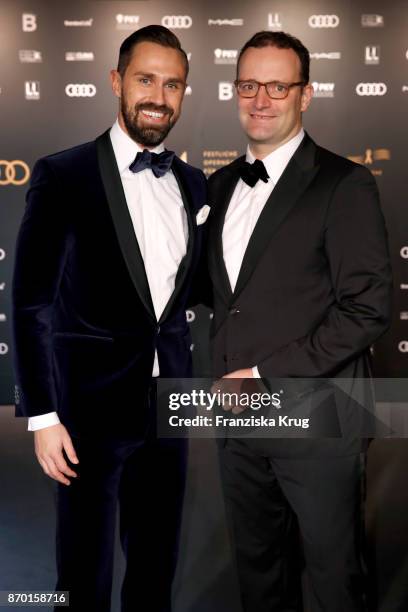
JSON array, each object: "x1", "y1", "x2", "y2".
[
  {"x1": 157, "y1": 325, "x2": 160, "y2": 334},
  {"x1": 223, "y1": 354, "x2": 227, "y2": 362},
  {"x1": 229, "y1": 306, "x2": 240, "y2": 315}
]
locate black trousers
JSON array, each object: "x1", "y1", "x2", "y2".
[
  {"x1": 219, "y1": 438, "x2": 366, "y2": 612},
  {"x1": 54, "y1": 389, "x2": 187, "y2": 612}
]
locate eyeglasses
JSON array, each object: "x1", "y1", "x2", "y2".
[{"x1": 234, "y1": 79, "x2": 306, "y2": 99}]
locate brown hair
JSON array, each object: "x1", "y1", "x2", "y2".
[
  {"x1": 237, "y1": 31, "x2": 310, "y2": 83},
  {"x1": 117, "y1": 24, "x2": 189, "y2": 78}
]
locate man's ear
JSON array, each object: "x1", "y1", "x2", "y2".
[
  {"x1": 300, "y1": 83, "x2": 313, "y2": 112},
  {"x1": 110, "y1": 69, "x2": 122, "y2": 99}
]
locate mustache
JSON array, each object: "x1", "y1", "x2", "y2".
[{"x1": 135, "y1": 103, "x2": 173, "y2": 116}]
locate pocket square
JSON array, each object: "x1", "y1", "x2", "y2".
[{"x1": 196, "y1": 204, "x2": 211, "y2": 225}]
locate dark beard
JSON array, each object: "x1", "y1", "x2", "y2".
[{"x1": 122, "y1": 100, "x2": 174, "y2": 147}]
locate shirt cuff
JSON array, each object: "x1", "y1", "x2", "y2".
[
  {"x1": 28, "y1": 412, "x2": 60, "y2": 431},
  {"x1": 252, "y1": 366, "x2": 261, "y2": 378}
]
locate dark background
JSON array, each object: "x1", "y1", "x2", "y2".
[{"x1": 0, "y1": 1, "x2": 407, "y2": 610}]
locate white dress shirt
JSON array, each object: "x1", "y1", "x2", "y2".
[
  {"x1": 28, "y1": 120, "x2": 187, "y2": 431},
  {"x1": 222, "y1": 129, "x2": 305, "y2": 377}
]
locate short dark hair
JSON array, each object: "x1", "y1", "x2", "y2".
[
  {"x1": 237, "y1": 31, "x2": 310, "y2": 83},
  {"x1": 117, "y1": 24, "x2": 189, "y2": 78}
]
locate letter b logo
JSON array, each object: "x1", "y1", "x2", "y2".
[
  {"x1": 219, "y1": 82, "x2": 233, "y2": 101},
  {"x1": 22, "y1": 13, "x2": 37, "y2": 31}
]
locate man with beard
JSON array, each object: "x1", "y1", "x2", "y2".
[{"x1": 12, "y1": 26, "x2": 207, "y2": 612}]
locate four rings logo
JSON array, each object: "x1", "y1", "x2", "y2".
[
  {"x1": 0, "y1": 160, "x2": 30, "y2": 186},
  {"x1": 399, "y1": 341, "x2": 408, "y2": 353},
  {"x1": 401, "y1": 246, "x2": 408, "y2": 259},
  {"x1": 356, "y1": 82, "x2": 387, "y2": 96},
  {"x1": 308, "y1": 15, "x2": 339, "y2": 28},
  {"x1": 65, "y1": 83, "x2": 96, "y2": 97},
  {"x1": 161, "y1": 15, "x2": 192, "y2": 29}
]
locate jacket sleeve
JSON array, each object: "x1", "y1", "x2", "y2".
[
  {"x1": 12, "y1": 158, "x2": 71, "y2": 417},
  {"x1": 257, "y1": 165, "x2": 393, "y2": 378}
]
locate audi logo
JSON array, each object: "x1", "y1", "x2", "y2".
[
  {"x1": 399, "y1": 341, "x2": 408, "y2": 353},
  {"x1": 0, "y1": 343, "x2": 8, "y2": 355},
  {"x1": 0, "y1": 249, "x2": 5, "y2": 261},
  {"x1": 401, "y1": 246, "x2": 408, "y2": 259},
  {"x1": 0, "y1": 160, "x2": 30, "y2": 186},
  {"x1": 65, "y1": 83, "x2": 97, "y2": 97},
  {"x1": 356, "y1": 82, "x2": 387, "y2": 96},
  {"x1": 308, "y1": 15, "x2": 340, "y2": 28},
  {"x1": 161, "y1": 15, "x2": 192, "y2": 29}
]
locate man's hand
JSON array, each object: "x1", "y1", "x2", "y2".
[
  {"x1": 34, "y1": 424, "x2": 79, "y2": 486},
  {"x1": 222, "y1": 368, "x2": 254, "y2": 379},
  {"x1": 211, "y1": 368, "x2": 255, "y2": 414}
]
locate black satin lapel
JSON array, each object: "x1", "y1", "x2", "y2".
[
  {"x1": 96, "y1": 130, "x2": 155, "y2": 320},
  {"x1": 233, "y1": 135, "x2": 320, "y2": 300},
  {"x1": 158, "y1": 157, "x2": 195, "y2": 324},
  {"x1": 208, "y1": 161, "x2": 243, "y2": 304}
]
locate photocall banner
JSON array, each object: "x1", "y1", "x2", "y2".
[{"x1": 0, "y1": 0, "x2": 407, "y2": 403}]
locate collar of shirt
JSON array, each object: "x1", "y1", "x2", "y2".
[
  {"x1": 246, "y1": 128, "x2": 305, "y2": 185},
  {"x1": 109, "y1": 119, "x2": 166, "y2": 175}
]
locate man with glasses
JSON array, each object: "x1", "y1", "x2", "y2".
[{"x1": 207, "y1": 31, "x2": 392, "y2": 611}]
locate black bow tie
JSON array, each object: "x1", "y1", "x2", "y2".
[
  {"x1": 129, "y1": 149, "x2": 175, "y2": 178},
  {"x1": 238, "y1": 159, "x2": 269, "y2": 188}
]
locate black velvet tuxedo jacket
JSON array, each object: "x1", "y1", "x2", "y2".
[
  {"x1": 208, "y1": 133, "x2": 392, "y2": 454},
  {"x1": 12, "y1": 130, "x2": 207, "y2": 436}
]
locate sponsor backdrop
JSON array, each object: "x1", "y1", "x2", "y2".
[
  {"x1": 0, "y1": 1, "x2": 407, "y2": 610},
  {"x1": 0, "y1": 0, "x2": 408, "y2": 402}
]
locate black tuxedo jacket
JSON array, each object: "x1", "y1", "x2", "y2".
[
  {"x1": 12, "y1": 130, "x2": 207, "y2": 436},
  {"x1": 208, "y1": 133, "x2": 392, "y2": 454}
]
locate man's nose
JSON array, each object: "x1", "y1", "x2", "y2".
[
  {"x1": 149, "y1": 83, "x2": 166, "y2": 106},
  {"x1": 253, "y1": 84, "x2": 271, "y2": 109}
]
